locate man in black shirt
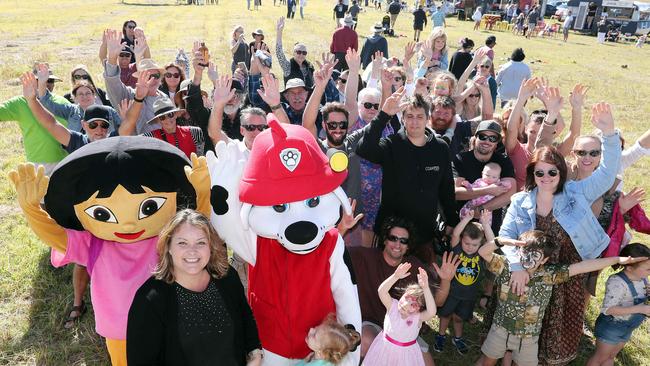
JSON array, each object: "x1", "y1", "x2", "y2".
[
  {"x1": 388, "y1": 0, "x2": 402, "y2": 30},
  {"x1": 452, "y1": 120, "x2": 516, "y2": 232},
  {"x1": 412, "y1": 5, "x2": 428, "y2": 41},
  {"x1": 357, "y1": 89, "x2": 459, "y2": 264},
  {"x1": 333, "y1": 0, "x2": 349, "y2": 27}
]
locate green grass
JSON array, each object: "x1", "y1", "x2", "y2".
[{"x1": 0, "y1": 1, "x2": 649, "y2": 365}]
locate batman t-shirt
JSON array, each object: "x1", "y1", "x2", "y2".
[{"x1": 449, "y1": 245, "x2": 484, "y2": 300}]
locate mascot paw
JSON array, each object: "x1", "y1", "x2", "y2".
[{"x1": 206, "y1": 141, "x2": 246, "y2": 216}]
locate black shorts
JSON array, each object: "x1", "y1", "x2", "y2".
[
  {"x1": 414, "y1": 25, "x2": 423, "y2": 31},
  {"x1": 438, "y1": 296, "x2": 477, "y2": 321}
]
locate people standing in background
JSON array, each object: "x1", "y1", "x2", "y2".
[{"x1": 412, "y1": 5, "x2": 428, "y2": 42}]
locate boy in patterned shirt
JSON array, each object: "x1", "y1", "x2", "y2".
[{"x1": 477, "y1": 230, "x2": 645, "y2": 366}]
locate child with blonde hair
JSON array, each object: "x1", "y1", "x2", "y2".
[
  {"x1": 299, "y1": 315, "x2": 361, "y2": 366},
  {"x1": 362, "y1": 263, "x2": 437, "y2": 366}
]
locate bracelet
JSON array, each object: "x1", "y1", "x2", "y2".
[
  {"x1": 270, "y1": 103, "x2": 282, "y2": 111},
  {"x1": 494, "y1": 237, "x2": 504, "y2": 248},
  {"x1": 133, "y1": 96, "x2": 145, "y2": 103}
]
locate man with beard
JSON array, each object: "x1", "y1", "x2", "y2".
[{"x1": 452, "y1": 120, "x2": 516, "y2": 232}]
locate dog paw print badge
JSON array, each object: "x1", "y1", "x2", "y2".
[{"x1": 280, "y1": 148, "x2": 301, "y2": 172}]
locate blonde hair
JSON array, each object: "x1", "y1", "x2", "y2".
[
  {"x1": 403, "y1": 283, "x2": 426, "y2": 311},
  {"x1": 153, "y1": 209, "x2": 228, "y2": 283},
  {"x1": 428, "y1": 27, "x2": 448, "y2": 56},
  {"x1": 432, "y1": 70, "x2": 457, "y2": 95},
  {"x1": 314, "y1": 315, "x2": 361, "y2": 364},
  {"x1": 232, "y1": 25, "x2": 244, "y2": 38}
]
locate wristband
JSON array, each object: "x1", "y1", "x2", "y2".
[
  {"x1": 133, "y1": 96, "x2": 145, "y2": 103},
  {"x1": 270, "y1": 103, "x2": 282, "y2": 111},
  {"x1": 494, "y1": 237, "x2": 504, "y2": 248}
]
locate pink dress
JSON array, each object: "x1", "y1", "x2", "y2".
[{"x1": 362, "y1": 299, "x2": 424, "y2": 366}]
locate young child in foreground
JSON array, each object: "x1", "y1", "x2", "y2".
[
  {"x1": 477, "y1": 230, "x2": 646, "y2": 366},
  {"x1": 459, "y1": 163, "x2": 511, "y2": 225},
  {"x1": 586, "y1": 243, "x2": 650, "y2": 366},
  {"x1": 298, "y1": 314, "x2": 360, "y2": 366},
  {"x1": 435, "y1": 209, "x2": 494, "y2": 354},
  {"x1": 362, "y1": 263, "x2": 437, "y2": 366}
]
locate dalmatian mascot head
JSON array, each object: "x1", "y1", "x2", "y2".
[{"x1": 238, "y1": 119, "x2": 352, "y2": 252}]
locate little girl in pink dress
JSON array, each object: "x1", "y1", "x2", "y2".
[{"x1": 362, "y1": 263, "x2": 437, "y2": 366}]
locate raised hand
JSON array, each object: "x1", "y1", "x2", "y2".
[
  {"x1": 36, "y1": 63, "x2": 50, "y2": 84},
  {"x1": 184, "y1": 153, "x2": 210, "y2": 199},
  {"x1": 135, "y1": 69, "x2": 158, "y2": 98},
  {"x1": 417, "y1": 267, "x2": 429, "y2": 288},
  {"x1": 133, "y1": 36, "x2": 148, "y2": 60},
  {"x1": 420, "y1": 40, "x2": 433, "y2": 60},
  {"x1": 258, "y1": 74, "x2": 281, "y2": 106},
  {"x1": 212, "y1": 75, "x2": 235, "y2": 108},
  {"x1": 517, "y1": 77, "x2": 540, "y2": 100},
  {"x1": 192, "y1": 43, "x2": 206, "y2": 74},
  {"x1": 393, "y1": 262, "x2": 412, "y2": 279},
  {"x1": 345, "y1": 48, "x2": 361, "y2": 72},
  {"x1": 539, "y1": 86, "x2": 564, "y2": 115},
  {"x1": 591, "y1": 102, "x2": 615, "y2": 135},
  {"x1": 380, "y1": 69, "x2": 393, "y2": 88},
  {"x1": 569, "y1": 84, "x2": 589, "y2": 109},
  {"x1": 478, "y1": 209, "x2": 492, "y2": 225},
  {"x1": 381, "y1": 86, "x2": 408, "y2": 116},
  {"x1": 133, "y1": 27, "x2": 145, "y2": 39},
  {"x1": 619, "y1": 187, "x2": 646, "y2": 214},
  {"x1": 338, "y1": 199, "x2": 364, "y2": 233},
  {"x1": 117, "y1": 98, "x2": 132, "y2": 122},
  {"x1": 207, "y1": 62, "x2": 219, "y2": 84},
  {"x1": 403, "y1": 41, "x2": 416, "y2": 64},
  {"x1": 371, "y1": 50, "x2": 384, "y2": 76},
  {"x1": 276, "y1": 16, "x2": 285, "y2": 33},
  {"x1": 20, "y1": 72, "x2": 38, "y2": 99},
  {"x1": 106, "y1": 29, "x2": 126, "y2": 61},
  {"x1": 8, "y1": 163, "x2": 49, "y2": 208},
  {"x1": 432, "y1": 251, "x2": 461, "y2": 282}
]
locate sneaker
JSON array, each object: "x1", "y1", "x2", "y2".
[
  {"x1": 452, "y1": 336, "x2": 469, "y2": 355},
  {"x1": 433, "y1": 334, "x2": 446, "y2": 353}
]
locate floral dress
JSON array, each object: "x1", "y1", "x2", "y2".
[{"x1": 349, "y1": 116, "x2": 395, "y2": 231}]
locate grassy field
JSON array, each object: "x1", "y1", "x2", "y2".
[{"x1": 0, "y1": 0, "x2": 649, "y2": 365}]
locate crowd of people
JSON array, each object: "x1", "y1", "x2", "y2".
[{"x1": 3, "y1": 2, "x2": 650, "y2": 366}]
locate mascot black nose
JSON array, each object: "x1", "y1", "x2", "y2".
[{"x1": 284, "y1": 221, "x2": 318, "y2": 245}]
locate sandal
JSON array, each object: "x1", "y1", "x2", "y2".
[{"x1": 63, "y1": 300, "x2": 87, "y2": 329}]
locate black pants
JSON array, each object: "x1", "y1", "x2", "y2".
[{"x1": 333, "y1": 52, "x2": 348, "y2": 71}]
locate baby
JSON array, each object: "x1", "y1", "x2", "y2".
[{"x1": 460, "y1": 162, "x2": 511, "y2": 224}]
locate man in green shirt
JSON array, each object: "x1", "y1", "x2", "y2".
[{"x1": 1, "y1": 69, "x2": 69, "y2": 175}]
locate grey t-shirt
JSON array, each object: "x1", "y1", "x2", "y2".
[{"x1": 319, "y1": 127, "x2": 365, "y2": 214}]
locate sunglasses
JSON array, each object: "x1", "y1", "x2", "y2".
[
  {"x1": 393, "y1": 77, "x2": 403, "y2": 82},
  {"x1": 242, "y1": 124, "x2": 269, "y2": 132},
  {"x1": 119, "y1": 52, "x2": 132, "y2": 58},
  {"x1": 534, "y1": 169, "x2": 559, "y2": 178},
  {"x1": 295, "y1": 50, "x2": 308, "y2": 55},
  {"x1": 363, "y1": 102, "x2": 380, "y2": 110},
  {"x1": 326, "y1": 121, "x2": 348, "y2": 130},
  {"x1": 158, "y1": 112, "x2": 176, "y2": 121},
  {"x1": 477, "y1": 133, "x2": 500, "y2": 143},
  {"x1": 468, "y1": 93, "x2": 481, "y2": 98},
  {"x1": 73, "y1": 74, "x2": 90, "y2": 80},
  {"x1": 88, "y1": 120, "x2": 110, "y2": 129},
  {"x1": 149, "y1": 73, "x2": 161, "y2": 80},
  {"x1": 479, "y1": 64, "x2": 491, "y2": 69},
  {"x1": 165, "y1": 72, "x2": 180, "y2": 78},
  {"x1": 338, "y1": 78, "x2": 347, "y2": 84},
  {"x1": 386, "y1": 234, "x2": 409, "y2": 245},
  {"x1": 127, "y1": 25, "x2": 136, "y2": 29},
  {"x1": 574, "y1": 149, "x2": 601, "y2": 157}
]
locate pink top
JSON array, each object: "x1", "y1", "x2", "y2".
[
  {"x1": 508, "y1": 142, "x2": 532, "y2": 191},
  {"x1": 51, "y1": 230, "x2": 159, "y2": 339}
]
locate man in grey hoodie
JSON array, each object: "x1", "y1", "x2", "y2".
[{"x1": 360, "y1": 23, "x2": 389, "y2": 69}]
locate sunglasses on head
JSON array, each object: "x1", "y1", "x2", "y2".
[
  {"x1": 295, "y1": 50, "x2": 308, "y2": 56},
  {"x1": 469, "y1": 93, "x2": 481, "y2": 98},
  {"x1": 363, "y1": 102, "x2": 380, "y2": 110},
  {"x1": 387, "y1": 234, "x2": 409, "y2": 245},
  {"x1": 574, "y1": 149, "x2": 601, "y2": 157},
  {"x1": 477, "y1": 133, "x2": 499, "y2": 143},
  {"x1": 88, "y1": 120, "x2": 110, "y2": 129},
  {"x1": 165, "y1": 72, "x2": 180, "y2": 78},
  {"x1": 158, "y1": 112, "x2": 176, "y2": 121},
  {"x1": 149, "y1": 73, "x2": 161, "y2": 80},
  {"x1": 242, "y1": 124, "x2": 269, "y2": 132},
  {"x1": 534, "y1": 169, "x2": 559, "y2": 178},
  {"x1": 73, "y1": 74, "x2": 90, "y2": 80},
  {"x1": 326, "y1": 121, "x2": 348, "y2": 130},
  {"x1": 119, "y1": 52, "x2": 132, "y2": 58}
]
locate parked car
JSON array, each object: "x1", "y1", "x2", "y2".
[{"x1": 545, "y1": 4, "x2": 558, "y2": 17}]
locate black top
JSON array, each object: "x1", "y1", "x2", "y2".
[
  {"x1": 448, "y1": 51, "x2": 473, "y2": 81},
  {"x1": 413, "y1": 8, "x2": 428, "y2": 28},
  {"x1": 333, "y1": 3, "x2": 348, "y2": 18},
  {"x1": 356, "y1": 111, "x2": 460, "y2": 244},
  {"x1": 388, "y1": 2, "x2": 402, "y2": 14},
  {"x1": 127, "y1": 267, "x2": 261, "y2": 366},
  {"x1": 185, "y1": 83, "x2": 214, "y2": 153},
  {"x1": 452, "y1": 149, "x2": 515, "y2": 232}
]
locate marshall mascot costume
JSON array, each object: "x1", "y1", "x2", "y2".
[{"x1": 207, "y1": 116, "x2": 362, "y2": 365}]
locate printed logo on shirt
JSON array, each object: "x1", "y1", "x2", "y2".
[
  {"x1": 456, "y1": 252, "x2": 481, "y2": 286},
  {"x1": 425, "y1": 165, "x2": 440, "y2": 172}
]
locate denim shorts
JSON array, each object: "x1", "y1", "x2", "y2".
[{"x1": 594, "y1": 313, "x2": 643, "y2": 345}]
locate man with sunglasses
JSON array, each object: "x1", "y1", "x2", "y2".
[
  {"x1": 347, "y1": 216, "x2": 460, "y2": 366},
  {"x1": 103, "y1": 29, "x2": 168, "y2": 134},
  {"x1": 276, "y1": 17, "x2": 316, "y2": 88},
  {"x1": 453, "y1": 120, "x2": 516, "y2": 232}
]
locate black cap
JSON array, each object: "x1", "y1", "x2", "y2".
[
  {"x1": 231, "y1": 79, "x2": 244, "y2": 93},
  {"x1": 486, "y1": 36, "x2": 497, "y2": 46},
  {"x1": 476, "y1": 120, "x2": 502, "y2": 135},
  {"x1": 84, "y1": 105, "x2": 112, "y2": 123}
]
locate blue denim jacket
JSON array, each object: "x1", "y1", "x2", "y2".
[{"x1": 499, "y1": 132, "x2": 622, "y2": 271}]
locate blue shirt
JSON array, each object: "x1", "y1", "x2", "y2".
[
  {"x1": 431, "y1": 9, "x2": 446, "y2": 27},
  {"x1": 65, "y1": 130, "x2": 118, "y2": 153}
]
